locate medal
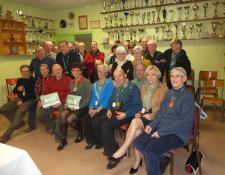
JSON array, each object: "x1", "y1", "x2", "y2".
[
  {"x1": 22, "y1": 89, "x2": 25, "y2": 96},
  {"x1": 63, "y1": 70, "x2": 69, "y2": 75},
  {"x1": 169, "y1": 101, "x2": 174, "y2": 108},
  {"x1": 73, "y1": 87, "x2": 77, "y2": 92},
  {"x1": 142, "y1": 107, "x2": 146, "y2": 114},
  {"x1": 95, "y1": 100, "x2": 99, "y2": 106},
  {"x1": 112, "y1": 102, "x2": 116, "y2": 108},
  {"x1": 116, "y1": 101, "x2": 120, "y2": 107}
]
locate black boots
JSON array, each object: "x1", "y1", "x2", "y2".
[
  {"x1": 57, "y1": 124, "x2": 68, "y2": 151},
  {"x1": 74, "y1": 121, "x2": 83, "y2": 143}
]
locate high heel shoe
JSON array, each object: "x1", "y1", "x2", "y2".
[{"x1": 129, "y1": 158, "x2": 143, "y2": 174}]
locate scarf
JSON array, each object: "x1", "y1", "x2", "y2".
[
  {"x1": 142, "y1": 79, "x2": 159, "y2": 112},
  {"x1": 170, "y1": 51, "x2": 183, "y2": 71},
  {"x1": 116, "y1": 58, "x2": 127, "y2": 69}
]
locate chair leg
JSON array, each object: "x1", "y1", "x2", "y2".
[
  {"x1": 82, "y1": 121, "x2": 85, "y2": 141},
  {"x1": 213, "y1": 94, "x2": 217, "y2": 111},
  {"x1": 195, "y1": 143, "x2": 202, "y2": 175},
  {"x1": 221, "y1": 101, "x2": 224, "y2": 123},
  {"x1": 170, "y1": 151, "x2": 175, "y2": 175}
]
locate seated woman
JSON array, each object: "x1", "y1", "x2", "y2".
[
  {"x1": 106, "y1": 65, "x2": 168, "y2": 173},
  {"x1": 83, "y1": 65, "x2": 114, "y2": 150},
  {"x1": 57, "y1": 62, "x2": 92, "y2": 151},
  {"x1": 111, "y1": 46, "x2": 133, "y2": 81},
  {"x1": 134, "y1": 67, "x2": 195, "y2": 175},
  {"x1": 131, "y1": 46, "x2": 151, "y2": 79}
]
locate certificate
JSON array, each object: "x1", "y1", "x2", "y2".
[
  {"x1": 66, "y1": 95, "x2": 82, "y2": 109},
  {"x1": 40, "y1": 92, "x2": 60, "y2": 108}
]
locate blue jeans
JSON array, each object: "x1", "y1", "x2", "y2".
[{"x1": 134, "y1": 129, "x2": 185, "y2": 175}]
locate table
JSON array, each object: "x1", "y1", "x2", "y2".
[{"x1": 0, "y1": 143, "x2": 42, "y2": 175}]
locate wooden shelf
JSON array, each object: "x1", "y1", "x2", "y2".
[
  {"x1": 26, "y1": 41, "x2": 56, "y2": 44},
  {"x1": 2, "y1": 28, "x2": 24, "y2": 31},
  {"x1": 100, "y1": 0, "x2": 210, "y2": 14},
  {"x1": 25, "y1": 26, "x2": 55, "y2": 30},
  {"x1": 3, "y1": 54, "x2": 27, "y2": 56},
  {"x1": 20, "y1": 14, "x2": 54, "y2": 21},
  {"x1": 102, "y1": 17, "x2": 225, "y2": 29},
  {"x1": 3, "y1": 41, "x2": 25, "y2": 43}
]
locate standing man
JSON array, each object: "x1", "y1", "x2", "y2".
[
  {"x1": 68, "y1": 42, "x2": 74, "y2": 51},
  {"x1": 140, "y1": 38, "x2": 149, "y2": 57},
  {"x1": 123, "y1": 41, "x2": 129, "y2": 54},
  {"x1": 78, "y1": 42, "x2": 88, "y2": 79},
  {"x1": 56, "y1": 39, "x2": 80, "y2": 78},
  {"x1": 53, "y1": 45, "x2": 59, "y2": 54},
  {"x1": 0, "y1": 65, "x2": 36, "y2": 143},
  {"x1": 84, "y1": 41, "x2": 105, "y2": 79},
  {"x1": 30, "y1": 46, "x2": 56, "y2": 79},
  {"x1": 36, "y1": 64, "x2": 71, "y2": 142},
  {"x1": 73, "y1": 40, "x2": 79, "y2": 53},
  {"x1": 131, "y1": 63, "x2": 147, "y2": 90},
  {"x1": 44, "y1": 41, "x2": 57, "y2": 60}
]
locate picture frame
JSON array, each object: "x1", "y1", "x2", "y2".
[
  {"x1": 78, "y1": 15, "x2": 88, "y2": 30},
  {"x1": 90, "y1": 20, "x2": 100, "y2": 29}
]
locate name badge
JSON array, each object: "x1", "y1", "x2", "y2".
[
  {"x1": 169, "y1": 101, "x2": 174, "y2": 108},
  {"x1": 112, "y1": 102, "x2": 116, "y2": 108},
  {"x1": 142, "y1": 107, "x2": 146, "y2": 114},
  {"x1": 95, "y1": 100, "x2": 99, "y2": 106}
]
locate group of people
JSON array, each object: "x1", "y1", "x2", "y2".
[{"x1": 0, "y1": 38, "x2": 195, "y2": 175}]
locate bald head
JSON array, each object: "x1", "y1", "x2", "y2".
[
  {"x1": 113, "y1": 68, "x2": 127, "y2": 87},
  {"x1": 94, "y1": 60, "x2": 103, "y2": 69},
  {"x1": 68, "y1": 43, "x2": 73, "y2": 51},
  {"x1": 52, "y1": 64, "x2": 63, "y2": 79},
  {"x1": 44, "y1": 41, "x2": 52, "y2": 54}
]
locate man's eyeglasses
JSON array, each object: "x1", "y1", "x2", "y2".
[
  {"x1": 36, "y1": 50, "x2": 44, "y2": 53},
  {"x1": 170, "y1": 75, "x2": 184, "y2": 79}
]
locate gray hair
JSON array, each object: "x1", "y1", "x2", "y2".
[
  {"x1": 135, "y1": 62, "x2": 146, "y2": 70},
  {"x1": 78, "y1": 42, "x2": 85, "y2": 47},
  {"x1": 98, "y1": 64, "x2": 109, "y2": 72},
  {"x1": 108, "y1": 41, "x2": 115, "y2": 46},
  {"x1": 133, "y1": 46, "x2": 143, "y2": 53},
  {"x1": 170, "y1": 67, "x2": 187, "y2": 77},
  {"x1": 116, "y1": 46, "x2": 126, "y2": 55},
  {"x1": 147, "y1": 40, "x2": 157, "y2": 46}
]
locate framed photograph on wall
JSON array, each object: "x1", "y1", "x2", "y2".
[
  {"x1": 90, "y1": 20, "x2": 100, "y2": 29},
  {"x1": 78, "y1": 15, "x2": 88, "y2": 30}
]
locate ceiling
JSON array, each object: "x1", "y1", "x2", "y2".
[{"x1": 8, "y1": 0, "x2": 105, "y2": 11}]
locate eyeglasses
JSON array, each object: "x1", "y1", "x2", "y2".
[
  {"x1": 170, "y1": 75, "x2": 184, "y2": 79},
  {"x1": 128, "y1": 47, "x2": 134, "y2": 49},
  {"x1": 21, "y1": 71, "x2": 30, "y2": 74},
  {"x1": 136, "y1": 69, "x2": 145, "y2": 72},
  {"x1": 98, "y1": 71, "x2": 107, "y2": 73},
  {"x1": 172, "y1": 45, "x2": 181, "y2": 48},
  {"x1": 134, "y1": 52, "x2": 141, "y2": 55},
  {"x1": 148, "y1": 44, "x2": 156, "y2": 47},
  {"x1": 36, "y1": 50, "x2": 44, "y2": 53}
]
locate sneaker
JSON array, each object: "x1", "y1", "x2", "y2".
[
  {"x1": 55, "y1": 133, "x2": 61, "y2": 143},
  {"x1": 159, "y1": 156, "x2": 171, "y2": 175},
  {"x1": 24, "y1": 127, "x2": 36, "y2": 133}
]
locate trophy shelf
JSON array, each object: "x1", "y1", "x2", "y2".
[
  {"x1": 101, "y1": 17, "x2": 225, "y2": 29},
  {"x1": 20, "y1": 14, "x2": 54, "y2": 21},
  {"x1": 25, "y1": 26, "x2": 55, "y2": 31},
  {"x1": 100, "y1": 0, "x2": 210, "y2": 14},
  {"x1": 26, "y1": 42, "x2": 56, "y2": 44}
]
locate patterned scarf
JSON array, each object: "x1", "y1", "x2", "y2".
[{"x1": 170, "y1": 51, "x2": 182, "y2": 71}]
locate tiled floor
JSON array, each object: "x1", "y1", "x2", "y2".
[{"x1": 0, "y1": 105, "x2": 224, "y2": 175}]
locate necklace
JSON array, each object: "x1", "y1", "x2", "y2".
[
  {"x1": 73, "y1": 76, "x2": 81, "y2": 93},
  {"x1": 42, "y1": 75, "x2": 50, "y2": 95}
]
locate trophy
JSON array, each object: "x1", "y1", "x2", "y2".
[
  {"x1": 110, "y1": 0, "x2": 114, "y2": 11},
  {"x1": 218, "y1": 22, "x2": 223, "y2": 37},
  {"x1": 155, "y1": 0, "x2": 158, "y2": 5},
  {"x1": 130, "y1": 0, "x2": 133, "y2": 8},
  {"x1": 36, "y1": 29, "x2": 39, "y2": 41},
  {"x1": 156, "y1": 7, "x2": 161, "y2": 23},
  {"x1": 192, "y1": 3, "x2": 199, "y2": 20},
  {"x1": 10, "y1": 22, "x2": 14, "y2": 29},
  {"x1": 141, "y1": 0, "x2": 144, "y2": 7},
  {"x1": 160, "y1": 0, "x2": 164, "y2": 4},
  {"x1": 130, "y1": 11, "x2": 134, "y2": 26},
  {"x1": 152, "y1": 11, "x2": 155, "y2": 24},
  {"x1": 177, "y1": 7, "x2": 182, "y2": 21},
  {"x1": 120, "y1": 29, "x2": 125, "y2": 42},
  {"x1": 124, "y1": 12, "x2": 129, "y2": 26},
  {"x1": 169, "y1": 10, "x2": 173, "y2": 21},
  {"x1": 135, "y1": 12, "x2": 140, "y2": 25},
  {"x1": 150, "y1": 0, "x2": 153, "y2": 6},
  {"x1": 49, "y1": 31, "x2": 52, "y2": 42},
  {"x1": 103, "y1": 2, "x2": 106, "y2": 12},
  {"x1": 184, "y1": 6, "x2": 190, "y2": 20},
  {"x1": 222, "y1": 1, "x2": 225, "y2": 17},
  {"x1": 203, "y1": 3, "x2": 208, "y2": 19},
  {"x1": 114, "y1": 0, "x2": 118, "y2": 11},
  {"x1": 28, "y1": 43, "x2": 32, "y2": 54},
  {"x1": 53, "y1": 31, "x2": 56, "y2": 43},
  {"x1": 52, "y1": 20, "x2": 55, "y2": 30},
  {"x1": 126, "y1": 0, "x2": 129, "y2": 9},
  {"x1": 213, "y1": 2, "x2": 219, "y2": 18},
  {"x1": 147, "y1": 12, "x2": 151, "y2": 24},
  {"x1": 32, "y1": 29, "x2": 36, "y2": 42},
  {"x1": 134, "y1": 0, "x2": 137, "y2": 8},
  {"x1": 105, "y1": 17, "x2": 109, "y2": 28},
  {"x1": 107, "y1": 31, "x2": 111, "y2": 41},
  {"x1": 112, "y1": 101, "x2": 123, "y2": 115},
  {"x1": 116, "y1": 30, "x2": 120, "y2": 42},
  {"x1": 108, "y1": 5, "x2": 111, "y2": 12},
  {"x1": 196, "y1": 23, "x2": 202, "y2": 38},
  {"x1": 109, "y1": 14, "x2": 113, "y2": 28},
  {"x1": 161, "y1": 25, "x2": 165, "y2": 40},
  {"x1": 174, "y1": 23, "x2": 179, "y2": 39},
  {"x1": 155, "y1": 27, "x2": 159, "y2": 41},
  {"x1": 22, "y1": 15, "x2": 27, "y2": 26},
  {"x1": 130, "y1": 30, "x2": 133, "y2": 41},
  {"x1": 28, "y1": 30, "x2": 32, "y2": 42},
  {"x1": 162, "y1": 8, "x2": 166, "y2": 23},
  {"x1": 142, "y1": 12, "x2": 146, "y2": 25},
  {"x1": 125, "y1": 28, "x2": 130, "y2": 41},
  {"x1": 181, "y1": 25, "x2": 186, "y2": 39},
  {"x1": 118, "y1": 0, "x2": 122, "y2": 10},
  {"x1": 114, "y1": 13, "x2": 119, "y2": 27},
  {"x1": 111, "y1": 29, "x2": 115, "y2": 41},
  {"x1": 189, "y1": 25, "x2": 194, "y2": 39},
  {"x1": 27, "y1": 16, "x2": 31, "y2": 27},
  {"x1": 138, "y1": 28, "x2": 145, "y2": 41},
  {"x1": 145, "y1": 0, "x2": 149, "y2": 6},
  {"x1": 119, "y1": 17, "x2": 123, "y2": 27},
  {"x1": 137, "y1": 0, "x2": 140, "y2": 7},
  {"x1": 212, "y1": 22, "x2": 218, "y2": 37},
  {"x1": 133, "y1": 29, "x2": 137, "y2": 42}
]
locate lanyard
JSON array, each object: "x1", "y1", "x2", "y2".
[
  {"x1": 144, "y1": 83, "x2": 158, "y2": 104},
  {"x1": 73, "y1": 76, "x2": 81, "y2": 94},
  {"x1": 42, "y1": 75, "x2": 50, "y2": 94},
  {"x1": 95, "y1": 80, "x2": 106, "y2": 100},
  {"x1": 172, "y1": 87, "x2": 185, "y2": 101},
  {"x1": 62, "y1": 53, "x2": 69, "y2": 70},
  {"x1": 116, "y1": 81, "x2": 128, "y2": 101}
]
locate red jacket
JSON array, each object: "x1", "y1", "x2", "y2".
[{"x1": 84, "y1": 49, "x2": 104, "y2": 79}]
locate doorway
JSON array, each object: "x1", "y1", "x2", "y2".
[{"x1": 74, "y1": 34, "x2": 92, "y2": 52}]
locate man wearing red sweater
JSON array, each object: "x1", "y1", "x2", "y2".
[
  {"x1": 84, "y1": 41, "x2": 104, "y2": 79},
  {"x1": 36, "y1": 64, "x2": 71, "y2": 142}
]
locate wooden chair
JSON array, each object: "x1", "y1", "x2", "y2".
[
  {"x1": 6, "y1": 78, "x2": 19, "y2": 101},
  {"x1": 168, "y1": 106, "x2": 202, "y2": 175},
  {"x1": 196, "y1": 71, "x2": 217, "y2": 104},
  {"x1": 186, "y1": 69, "x2": 195, "y2": 97},
  {"x1": 162, "y1": 71, "x2": 167, "y2": 85},
  {"x1": 120, "y1": 123, "x2": 131, "y2": 158},
  {"x1": 201, "y1": 79, "x2": 224, "y2": 122}
]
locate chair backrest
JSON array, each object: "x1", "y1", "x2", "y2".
[
  {"x1": 187, "y1": 69, "x2": 194, "y2": 86},
  {"x1": 203, "y1": 79, "x2": 224, "y2": 98},
  {"x1": 198, "y1": 71, "x2": 217, "y2": 88},
  {"x1": 6, "y1": 78, "x2": 19, "y2": 94},
  {"x1": 190, "y1": 106, "x2": 200, "y2": 141},
  {"x1": 163, "y1": 71, "x2": 167, "y2": 84}
]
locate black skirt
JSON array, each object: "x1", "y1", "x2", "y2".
[{"x1": 140, "y1": 117, "x2": 152, "y2": 127}]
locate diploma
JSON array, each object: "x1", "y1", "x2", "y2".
[
  {"x1": 40, "y1": 92, "x2": 60, "y2": 108},
  {"x1": 66, "y1": 95, "x2": 82, "y2": 109}
]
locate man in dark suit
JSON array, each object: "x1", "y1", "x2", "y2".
[{"x1": 78, "y1": 42, "x2": 88, "y2": 79}]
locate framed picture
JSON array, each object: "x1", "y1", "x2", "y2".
[
  {"x1": 90, "y1": 20, "x2": 100, "y2": 29},
  {"x1": 78, "y1": 15, "x2": 88, "y2": 30}
]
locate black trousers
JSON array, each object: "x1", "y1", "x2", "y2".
[
  {"x1": 92, "y1": 113, "x2": 133, "y2": 156},
  {"x1": 83, "y1": 109, "x2": 107, "y2": 144}
]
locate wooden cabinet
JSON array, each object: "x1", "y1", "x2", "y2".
[{"x1": 0, "y1": 19, "x2": 27, "y2": 55}]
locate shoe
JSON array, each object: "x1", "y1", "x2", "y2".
[
  {"x1": 95, "y1": 143, "x2": 103, "y2": 150},
  {"x1": 55, "y1": 133, "x2": 61, "y2": 143},
  {"x1": 85, "y1": 142, "x2": 96, "y2": 150},
  {"x1": 0, "y1": 134, "x2": 10, "y2": 143},
  {"x1": 24, "y1": 127, "x2": 36, "y2": 133},
  {"x1": 159, "y1": 156, "x2": 171, "y2": 175},
  {"x1": 106, "y1": 155, "x2": 125, "y2": 170},
  {"x1": 129, "y1": 158, "x2": 143, "y2": 174},
  {"x1": 74, "y1": 121, "x2": 83, "y2": 143},
  {"x1": 57, "y1": 124, "x2": 68, "y2": 151},
  {"x1": 15, "y1": 121, "x2": 25, "y2": 130}
]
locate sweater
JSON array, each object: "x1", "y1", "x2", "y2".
[
  {"x1": 149, "y1": 86, "x2": 195, "y2": 144},
  {"x1": 45, "y1": 76, "x2": 72, "y2": 103},
  {"x1": 89, "y1": 78, "x2": 114, "y2": 109},
  {"x1": 107, "y1": 81, "x2": 142, "y2": 117},
  {"x1": 13, "y1": 77, "x2": 36, "y2": 102},
  {"x1": 30, "y1": 56, "x2": 56, "y2": 78},
  {"x1": 70, "y1": 76, "x2": 92, "y2": 108}
]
